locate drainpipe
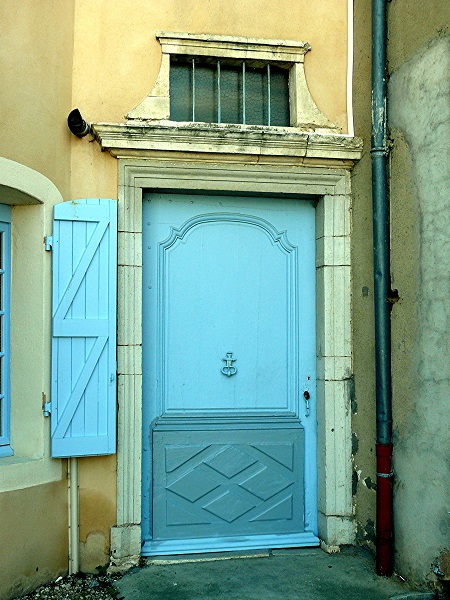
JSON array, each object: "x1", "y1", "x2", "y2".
[
  {"x1": 371, "y1": 0, "x2": 394, "y2": 577},
  {"x1": 68, "y1": 457, "x2": 80, "y2": 574}
]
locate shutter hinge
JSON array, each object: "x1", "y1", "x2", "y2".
[
  {"x1": 45, "y1": 236, "x2": 53, "y2": 251},
  {"x1": 43, "y1": 401, "x2": 52, "y2": 417}
]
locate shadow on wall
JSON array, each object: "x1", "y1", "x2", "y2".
[{"x1": 388, "y1": 34, "x2": 450, "y2": 588}]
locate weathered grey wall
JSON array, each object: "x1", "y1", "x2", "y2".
[
  {"x1": 351, "y1": 0, "x2": 377, "y2": 550},
  {"x1": 388, "y1": 33, "x2": 450, "y2": 586},
  {"x1": 352, "y1": 0, "x2": 450, "y2": 589}
]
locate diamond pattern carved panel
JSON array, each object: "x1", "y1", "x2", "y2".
[
  {"x1": 153, "y1": 427, "x2": 304, "y2": 540},
  {"x1": 205, "y1": 446, "x2": 257, "y2": 478}
]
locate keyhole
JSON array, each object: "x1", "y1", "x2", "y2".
[{"x1": 303, "y1": 391, "x2": 310, "y2": 400}]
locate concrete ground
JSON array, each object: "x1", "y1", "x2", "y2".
[{"x1": 114, "y1": 546, "x2": 424, "y2": 600}]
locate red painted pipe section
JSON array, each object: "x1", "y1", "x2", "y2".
[{"x1": 376, "y1": 443, "x2": 394, "y2": 576}]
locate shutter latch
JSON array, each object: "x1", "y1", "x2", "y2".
[
  {"x1": 45, "y1": 236, "x2": 53, "y2": 251},
  {"x1": 43, "y1": 401, "x2": 52, "y2": 417}
]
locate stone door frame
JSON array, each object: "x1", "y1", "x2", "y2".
[{"x1": 109, "y1": 157, "x2": 355, "y2": 565}]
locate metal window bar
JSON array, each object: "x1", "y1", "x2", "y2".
[
  {"x1": 186, "y1": 59, "x2": 281, "y2": 126},
  {"x1": 217, "y1": 60, "x2": 221, "y2": 124},
  {"x1": 242, "y1": 62, "x2": 246, "y2": 124},
  {"x1": 192, "y1": 59, "x2": 196, "y2": 122}
]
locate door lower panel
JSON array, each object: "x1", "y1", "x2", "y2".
[{"x1": 142, "y1": 426, "x2": 318, "y2": 555}]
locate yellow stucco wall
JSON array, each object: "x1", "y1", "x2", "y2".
[
  {"x1": 0, "y1": 2, "x2": 75, "y2": 596},
  {"x1": 78, "y1": 455, "x2": 117, "y2": 571},
  {"x1": 0, "y1": 480, "x2": 68, "y2": 599},
  {"x1": 0, "y1": 0, "x2": 75, "y2": 197},
  {"x1": 72, "y1": 0, "x2": 348, "y2": 127}
]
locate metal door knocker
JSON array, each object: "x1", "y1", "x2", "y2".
[{"x1": 221, "y1": 352, "x2": 237, "y2": 377}]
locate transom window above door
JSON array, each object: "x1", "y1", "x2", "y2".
[
  {"x1": 170, "y1": 57, "x2": 290, "y2": 126},
  {"x1": 126, "y1": 32, "x2": 339, "y2": 133}
]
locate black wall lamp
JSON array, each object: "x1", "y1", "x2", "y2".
[{"x1": 67, "y1": 108, "x2": 90, "y2": 138}]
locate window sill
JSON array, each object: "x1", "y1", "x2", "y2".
[
  {"x1": 0, "y1": 445, "x2": 14, "y2": 458},
  {"x1": 0, "y1": 453, "x2": 63, "y2": 492}
]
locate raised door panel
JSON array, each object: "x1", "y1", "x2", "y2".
[
  {"x1": 160, "y1": 213, "x2": 297, "y2": 414},
  {"x1": 153, "y1": 428, "x2": 304, "y2": 541}
]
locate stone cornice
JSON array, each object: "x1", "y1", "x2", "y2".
[
  {"x1": 91, "y1": 122, "x2": 363, "y2": 164},
  {"x1": 155, "y1": 31, "x2": 311, "y2": 64}
]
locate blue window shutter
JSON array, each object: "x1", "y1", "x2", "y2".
[{"x1": 51, "y1": 199, "x2": 117, "y2": 458}]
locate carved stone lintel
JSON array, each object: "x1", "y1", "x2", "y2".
[{"x1": 92, "y1": 121, "x2": 363, "y2": 164}]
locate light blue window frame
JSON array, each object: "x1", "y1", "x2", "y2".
[{"x1": 0, "y1": 204, "x2": 12, "y2": 457}]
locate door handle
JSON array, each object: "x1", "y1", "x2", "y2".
[{"x1": 303, "y1": 390, "x2": 310, "y2": 416}]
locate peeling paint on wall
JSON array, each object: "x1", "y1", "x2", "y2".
[
  {"x1": 356, "y1": 519, "x2": 376, "y2": 545},
  {"x1": 363, "y1": 476, "x2": 377, "y2": 491},
  {"x1": 388, "y1": 33, "x2": 450, "y2": 587}
]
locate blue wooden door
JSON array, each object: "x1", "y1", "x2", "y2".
[{"x1": 142, "y1": 192, "x2": 317, "y2": 555}]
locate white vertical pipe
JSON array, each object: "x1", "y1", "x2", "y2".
[
  {"x1": 68, "y1": 457, "x2": 79, "y2": 575},
  {"x1": 347, "y1": 0, "x2": 355, "y2": 136}
]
